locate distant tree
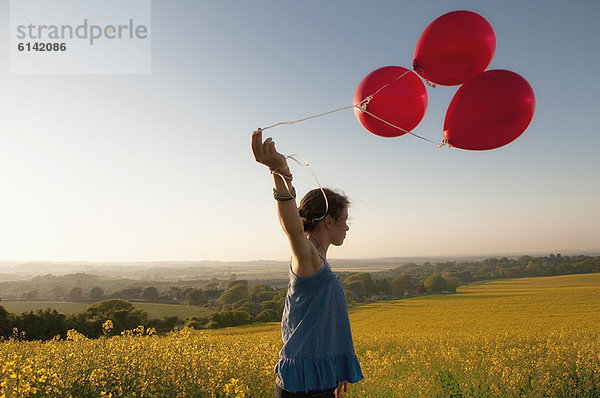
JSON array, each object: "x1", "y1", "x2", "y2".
[
  {"x1": 525, "y1": 261, "x2": 545, "y2": 277},
  {"x1": 424, "y1": 274, "x2": 446, "y2": 293},
  {"x1": 66, "y1": 287, "x2": 83, "y2": 301},
  {"x1": 234, "y1": 300, "x2": 263, "y2": 316},
  {"x1": 255, "y1": 309, "x2": 280, "y2": 322},
  {"x1": 498, "y1": 257, "x2": 511, "y2": 266},
  {"x1": 262, "y1": 299, "x2": 284, "y2": 315},
  {"x1": 343, "y1": 273, "x2": 377, "y2": 301},
  {"x1": 505, "y1": 266, "x2": 524, "y2": 278},
  {"x1": 203, "y1": 281, "x2": 220, "y2": 291},
  {"x1": 168, "y1": 286, "x2": 185, "y2": 301},
  {"x1": 254, "y1": 290, "x2": 275, "y2": 303},
  {"x1": 218, "y1": 284, "x2": 249, "y2": 306},
  {"x1": 392, "y1": 275, "x2": 414, "y2": 297},
  {"x1": 186, "y1": 288, "x2": 206, "y2": 305},
  {"x1": 0, "y1": 304, "x2": 12, "y2": 338},
  {"x1": 142, "y1": 287, "x2": 159, "y2": 301},
  {"x1": 250, "y1": 285, "x2": 274, "y2": 302},
  {"x1": 82, "y1": 299, "x2": 148, "y2": 336},
  {"x1": 482, "y1": 258, "x2": 499, "y2": 268},
  {"x1": 203, "y1": 288, "x2": 224, "y2": 302},
  {"x1": 149, "y1": 315, "x2": 183, "y2": 333},
  {"x1": 90, "y1": 287, "x2": 104, "y2": 301},
  {"x1": 574, "y1": 259, "x2": 599, "y2": 273},
  {"x1": 518, "y1": 255, "x2": 532, "y2": 265},
  {"x1": 112, "y1": 288, "x2": 142, "y2": 300},
  {"x1": 344, "y1": 280, "x2": 368, "y2": 301},
  {"x1": 374, "y1": 279, "x2": 393, "y2": 296},
  {"x1": 492, "y1": 265, "x2": 505, "y2": 278},
  {"x1": 13, "y1": 309, "x2": 68, "y2": 340},
  {"x1": 343, "y1": 288, "x2": 356, "y2": 306},
  {"x1": 154, "y1": 315, "x2": 184, "y2": 332},
  {"x1": 49, "y1": 286, "x2": 67, "y2": 301},
  {"x1": 344, "y1": 273, "x2": 376, "y2": 296},
  {"x1": 443, "y1": 276, "x2": 461, "y2": 293},
  {"x1": 228, "y1": 279, "x2": 248, "y2": 289},
  {"x1": 186, "y1": 316, "x2": 209, "y2": 329},
  {"x1": 22, "y1": 289, "x2": 41, "y2": 300},
  {"x1": 455, "y1": 270, "x2": 473, "y2": 284},
  {"x1": 182, "y1": 287, "x2": 194, "y2": 300},
  {"x1": 210, "y1": 310, "x2": 252, "y2": 328},
  {"x1": 441, "y1": 270, "x2": 455, "y2": 279}
]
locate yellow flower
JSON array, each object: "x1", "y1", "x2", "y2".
[{"x1": 102, "y1": 320, "x2": 114, "y2": 335}]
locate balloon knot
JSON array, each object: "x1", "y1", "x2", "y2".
[
  {"x1": 438, "y1": 139, "x2": 449, "y2": 148},
  {"x1": 357, "y1": 96, "x2": 373, "y2": 113},
  {"x1": 425, "y1": 80, "x2": 436, "y2": 88}
]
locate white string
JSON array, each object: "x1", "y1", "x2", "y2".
[
  {"x1": 363, "y1": 70, "x2": 411, "y2": 101},
  {"x1": 284, "y1": 154, "x2": 329, "y2": 221},
  {"x1": 357, "y1": 108, "x2": 438, "y2": 145},
  {"x1": 261, "y1": 105, "x2": 356, "y2": 131}
]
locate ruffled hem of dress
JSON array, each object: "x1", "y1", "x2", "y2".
[{"x1": 274, "y1": 353, "x2": 364, "y2": 392}]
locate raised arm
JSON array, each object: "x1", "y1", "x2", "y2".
[{"x1": 251, "y1": 129, "x2": 321, "y2": 276}]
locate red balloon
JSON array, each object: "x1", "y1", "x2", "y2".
[
  {"x1": 353, "y1": 66, "x2": 428, "y2": 138},
  {"x1": 413, "y1": 10, "x2": 496, "y2": 86},
  {"x1": 443, "y1": 69, "x2": 535, "y2": 150}
]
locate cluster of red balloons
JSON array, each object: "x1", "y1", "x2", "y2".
[{"x1": 354, "y1": 10, "x2": 535, "y2": 151}]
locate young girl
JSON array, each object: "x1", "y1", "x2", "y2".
[{"x1": 251, "y1": 129, "x2": 363, "y2": 398}]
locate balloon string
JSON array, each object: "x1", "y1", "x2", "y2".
[
  {"x1": 356, "y1": 108, "x2": 439, "y2": 145},
  {"x1": 364, "y1": 70, "x2": 411, "y2": 100},
  {"x1": 273, "y1": 153, "x2": 329, "y2": 222},
  {"x1": 261, "y1": 105, "x2": 356, "y2": 131},
  {"x1": 260, "y1": 71, "x2": 443, "y2": 147}
]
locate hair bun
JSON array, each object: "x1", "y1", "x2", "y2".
[{"x1": 297, "y1": 188, "x2": 349, "y2": 232}]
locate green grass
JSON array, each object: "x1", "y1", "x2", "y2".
[
  {"x1": 1, "y1": 301, "x2": 88, "y2": 314},
  {"x1": 0, "y1": 300, "x2": 213, "y2": 319},
  {"x1": 134, "y1": 302, "x2": 213, "y2": 319}
]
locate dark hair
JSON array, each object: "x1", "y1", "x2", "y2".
[{"x1": 298, "y1": 188, "x2": 349, "y2": 232}]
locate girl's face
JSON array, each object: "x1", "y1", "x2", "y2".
[{"x1": 331, "y1": 207, "x2": 349, "y2": 246}]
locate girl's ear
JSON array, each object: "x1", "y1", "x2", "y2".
[{"x1": 324, "y1": 214, "x2": 333, "y2": 229}]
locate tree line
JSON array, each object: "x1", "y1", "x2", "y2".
[{"x1": 375, "y1": 253, "x2": 600, "y2": 283}]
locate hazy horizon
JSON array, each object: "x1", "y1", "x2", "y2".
[{"x1": 1, "y1": 248, "x2": 598, "y2": 267}]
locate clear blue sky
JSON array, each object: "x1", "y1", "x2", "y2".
[{"x1": 0, "y1": 0, "x2": 598, "y2": 262}]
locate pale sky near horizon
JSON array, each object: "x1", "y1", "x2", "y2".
[{"x1": 0, "y1": 0, "x2": 599, "y2": 262}]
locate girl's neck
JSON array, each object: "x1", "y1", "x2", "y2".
[{"x1": 308, "y1": 234, "x2": 329, "y2": 259}]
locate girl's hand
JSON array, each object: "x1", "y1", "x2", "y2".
[
  {"x1": 335, "y1": 382, "x2": 347, "y2": 398},
  {"x1": 251, "y1": 128, "x2": 287, "y2": 171}
]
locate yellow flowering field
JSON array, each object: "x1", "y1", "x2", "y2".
[{"x1": 2, "y1": 273, "x2": 600, "y2": 397}]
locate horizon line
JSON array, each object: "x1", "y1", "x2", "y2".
[{"x1": 1, "y1": 249, "x2": 599, "y2": 265}]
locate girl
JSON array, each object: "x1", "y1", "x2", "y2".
[{"x1": 251, "y1": 129, "x2": 363, "y2": 398}]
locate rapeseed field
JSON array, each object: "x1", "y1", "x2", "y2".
[{"x1": 1, "y1": 273, "x2": 599, "y2": 397}]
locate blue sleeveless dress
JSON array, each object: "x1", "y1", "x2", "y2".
[{"x1": 274, "y1": 258, "x2": 363, "y2": 391}]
